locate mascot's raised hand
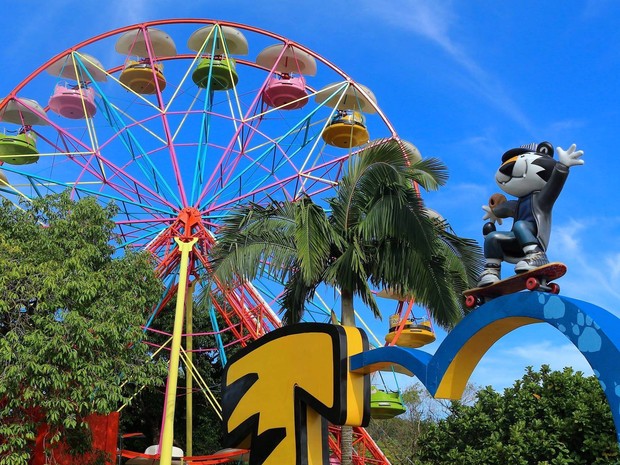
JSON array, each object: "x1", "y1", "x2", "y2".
[
  {"x1": 476, "y1": 141, "x2": 584, "y2": 287},
  {"x1": 557, "y1": 144, "x2": 584, "y2": 168}
]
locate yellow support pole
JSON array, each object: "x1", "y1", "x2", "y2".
[
  {"x1": 185, "y1": 280, "x2": 196, "y2": 457},
  {"x1": 160, "y1": 238, "x2": 197, "y2": 465}
]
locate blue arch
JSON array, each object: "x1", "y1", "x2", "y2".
[{"x1": 350, "y1": 292, "x2": 620, "y2": 442}]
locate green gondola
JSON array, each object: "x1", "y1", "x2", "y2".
[
  {"x1": 192, "y1": 57, "x2": 238, "y2": 91},
  {"x1": 370, "y1": 386, "x2": 406, "y2": 419},
  {"x1": 0, "y1": 132, "x2": 39, "y2": 165}
]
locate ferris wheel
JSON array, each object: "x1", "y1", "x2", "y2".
[{"x1": 0, "y1": 19, "x2": 419, "y2": 464}]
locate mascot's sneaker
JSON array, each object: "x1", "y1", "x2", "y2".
[
  {"x1": 478, "y1": 264, "x2": 501, "y2": 287},
  {"x1": 515, "y1": 249, "x2": 549, "y2": 273}
]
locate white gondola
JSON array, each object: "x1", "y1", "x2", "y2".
[
  {"x1": 315, "y1": 82, "x2": 377, "y2": 113},
  {"x1": 125, "y1": 445, "x2": 184, "y2": 465}
]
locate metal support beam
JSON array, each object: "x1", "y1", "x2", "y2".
[{"x1": 160, "y1": 237, "x2": 197, "y2": 465}]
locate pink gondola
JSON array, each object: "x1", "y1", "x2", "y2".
[
  {"x1": 48, "y1": 84, "x2": 97, "y2": 119},
  {"x1": 256, "y1": 44, "x2": 316, "y2": 110},
  {"x1": 262, "y1": 75, "x2": 307, "y2": 110}
]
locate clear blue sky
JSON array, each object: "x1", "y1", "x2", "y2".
[{"x1": 2, "y1": 1, "x2": 619, "y2": 393}]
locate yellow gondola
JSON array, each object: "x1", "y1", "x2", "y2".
[
  {"x1": 119, "y1": 60, "x2": 167, "y2": 94},
  {"x1": 384, "y1": 316, "x2": 436, "y2": 348},
  {"x1": 115, "y1": 28, "x2": 176, "y2": 95},
  {"x1": 322, "y1": 110, "x2": 369, "y2": 148}
]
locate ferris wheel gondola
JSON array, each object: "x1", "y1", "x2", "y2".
[
  {"x1": 46, "y1": 52, "x2": 107, "y2": 119},
  {"x1": 316, "y1": 82, "x2": 378, "y2": 148},
  {"x1": 377, "y1": 286, "x2": 437, "y2": 349},
  {"x1": 256, "y1": 43, "x2": 317, "y2": 109},
  {"x1": 188, "y1": 25, "x2": 249, "y2": 90},
  {"x1": 0, "y1": 98, "x2": 48, "y2": 165},
  {"x1": 115, "y1": 27, "x2": 177, "y2": 94}
]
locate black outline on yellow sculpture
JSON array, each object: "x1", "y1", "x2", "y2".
[{"x1": 222, "y1": 323, "x2": 369, "y2": 465}]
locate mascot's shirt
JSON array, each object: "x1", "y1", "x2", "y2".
[{"x1": 516, "y1": 194, "x2": 535, "y2": 224}]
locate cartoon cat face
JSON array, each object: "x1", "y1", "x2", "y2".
[{"x1": 495, "y1": 152, "x2": 556, "y2": 197}]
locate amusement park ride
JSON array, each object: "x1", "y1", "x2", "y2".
[{"x1": 0, "y1": 19, "x2": 434, "y2": 465}]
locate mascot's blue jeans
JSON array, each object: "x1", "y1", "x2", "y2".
[{"x1": 484, "y1": 220, "x2": 538, "y2": 259}]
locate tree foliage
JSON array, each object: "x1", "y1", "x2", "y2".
[
  {"x1": 366, "y1": 383, "x2": 478, "y2": 465},
  {"x1": 416, "y1": 366, "x2": 620, "y2": 465},
  {"x1": 0, "y1": 194, "x2": 167, "y2": 464}
]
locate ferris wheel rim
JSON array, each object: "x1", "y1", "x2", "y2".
[{"x1": 1, "y1": 18, "x2": 397, "y2": 137}]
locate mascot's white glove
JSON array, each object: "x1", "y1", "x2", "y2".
[
  {"x1": 557, "y1": 144, "x2": 584, "y2": 168},
  {"x1": 482, "y1": 205, "x2": 503, "y2": 225}
]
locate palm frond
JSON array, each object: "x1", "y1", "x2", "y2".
[
  {"x1": 436, "y1": 227, "x2": 484, "y2": 287},
  {"x1": 359, "y1": 189, "x2": 437, "y2": 258},
  {"x1": 280, "y1": 271, "x2": 322, "y2": 324},
  {"x1": 209, "y1": 202, "x2": 299, "y2": 285},
  {"x1": 406, "y1": 157, "x2": 449, "y2": 191},
  {"x1": 293, "y1": 197, "x2": 333, "y2": 283},
  {"x1": 211, "y1": 239, "x2": 298, "y2": 285}
]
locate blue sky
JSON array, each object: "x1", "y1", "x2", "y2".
[{"x1": 2, "y1": 1, "x2": 619, "y2": 394}]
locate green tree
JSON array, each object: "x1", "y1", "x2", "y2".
[
  {"x1": 208, "y1": 140, "x2": 484, "y2": 465},
  {"x1": 366, "y1": 383, "x2": 478, "y2": 465},
  {"x1": 0, "y1": 194, "x2": 167, "y2": 465},
  {"x1": 367, "y1": 385, "x2": 432, "y2": 464},
  {"x1": 417, "y1": 366, "x2": 620, "y2": 465}
]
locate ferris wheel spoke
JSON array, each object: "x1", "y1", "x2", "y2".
[
  {"x1": 193, "y1": 72, "x2": 275, "y2": 208},
  {"x1": 16, "y1": 170, "x2": 173, "y2": 215},
  {"x1": 115, "y1": 221, "x2": 172, "y2": 250},
  {"x1": 93, "y1": 96, "x2": 183, "y2": 207},
  {"x1": 189, "y1": 90, "x2": 217, "y2": 205},
  {"x1": 202, "y1": 119, "x2": 328, "y2": 210},
  {"x1": 195, "y1": 113, "x2": 312, "y2": 209},
  {"x1": 64, "y1": 146, "x2": 180, "y2": 213}
]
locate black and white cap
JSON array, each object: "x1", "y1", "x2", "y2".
[{"x1": 501, "y1": 141, "x2": 554, "y2": 163}]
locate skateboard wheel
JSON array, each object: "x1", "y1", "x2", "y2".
[
  {"x1": 549, "y1": 282, "x2": 560, "y2": 294},
  {"x1": 526, "y1": 277, "x2": 540, "y2": 291},
  {"x1": 465, "y1": 295, "x2": 477, "y2": 308}
]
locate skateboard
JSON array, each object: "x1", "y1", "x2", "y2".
[{"x1": 463, "y1": 262, "x2": 567, "y2": 309}]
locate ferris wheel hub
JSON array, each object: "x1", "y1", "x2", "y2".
[{"x1": 175, "y1": 207, "x2": 205, "y2": 240}]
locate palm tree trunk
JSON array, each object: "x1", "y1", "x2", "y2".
[
  {"x1": 340, "y1": 426, "x2": 353, "y2": 465},
  {"x1": 340, "y1": 289, "x2": 355, "y2": 326},
  {"x1": 340, "y1": 289, "x2": 354, "y2": 465}
]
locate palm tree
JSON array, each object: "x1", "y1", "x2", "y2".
[
  {"x1": 208, "y1": 139, "x2": 483, "y2": 464},
  {"x1": 210, "y1": 139, "x2": 482, "y2": 327}
]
